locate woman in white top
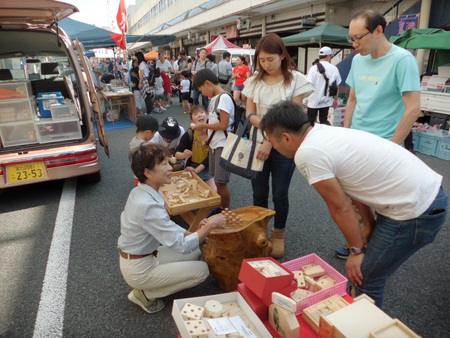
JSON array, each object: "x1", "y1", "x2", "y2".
[
  {"x1": 242, "y1": 33, "x2": 314, "y2": 258},
  {"x1": 135, "y1": 52, "x2": 153, "y2": 115}
]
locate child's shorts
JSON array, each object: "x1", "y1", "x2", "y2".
[
  {"x1": 154, "y1": 93, "x2": 165, "y2": 100},
  {"x1": 180, "y1": 92, "x2": 190, "y2": 101}
]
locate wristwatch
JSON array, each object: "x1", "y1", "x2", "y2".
[{"x1": 349, "y1": 246, "x2": 366, "y2": 255}]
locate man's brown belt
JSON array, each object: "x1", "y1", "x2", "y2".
[{"x1": 118, "y1": 247, "x2": 158, "y2": 259}]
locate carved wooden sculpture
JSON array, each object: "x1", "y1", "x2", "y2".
[{"x1": 203, "y1": 206, "x2": 275, "y2": 292}]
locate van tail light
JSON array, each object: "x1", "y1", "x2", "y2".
[{"x1": 45, "y1": 149, "x2": 98, "y2": 168}]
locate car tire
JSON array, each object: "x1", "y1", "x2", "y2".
[{"x1": 82, "y1": 171, "x2": 101, "y2": 183}]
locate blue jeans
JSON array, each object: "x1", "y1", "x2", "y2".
[
  {"x1": 356, "y1": 186, "x2": 448, "y2": 308},
  {"x1": 251, "y1": 148, "x2": 295, "y2": 231},
  {"x1": 193, "y1": 89, "x2": 209, "y2": 110}
]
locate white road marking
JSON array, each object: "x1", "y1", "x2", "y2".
[{"x1": 33, "y1": 179, "x2": 77, "y2": 338}]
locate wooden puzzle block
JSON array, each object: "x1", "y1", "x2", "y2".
[
  {"x1": 304, "y1": 275, "x2": 316, "y2": 287},
  {"x1": 369, "y1": 318, "x2": 421, "y2": 338},
  {"x1": 303, "y1": 295, "x2": 349, "y2": 333},
  {"x1": 291, "y1": 288, "x2": 312, "y2": 302},
  {"x1": 268, "y1": 304, "x2": 300, "y2": 338},
  {"x1": 319, "y1": 298, "x2": 392, "y2": 337},
  {"x1": 204, "y1": 300, "x2": 223, "y2": 318},
  {"x1": 184, "y1": 319, "x2": 208, "y2": 338},
  {"x1": 220, "y1": 302, "x2": 239, "y2": 315},
  {"x1": 181, "y1": 303, "x2": 205, "y2": 321},
  {"x1": 302, "y1": 263, "x2": 326, "y2": 278},
  {"x1": 313, "y1": 275, "x2": 336, "y2": 292},
  {"x1": 293, "y1": 270, "x2": 306, "y2": 288}
]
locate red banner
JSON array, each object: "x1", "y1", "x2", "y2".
[
  {"x1": 117, "y1": 0, "x2": 128, "y2": 34},
  {"x1": 111, "y1": 33, "x2": 126, "y2": 50}
]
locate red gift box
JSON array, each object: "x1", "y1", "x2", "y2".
[
  {"x1": 237, "y1": 283, "x2": 268, "y2": 321},
  {"x1": 238, "y1": 257, "x2": 296, "y2": 307}
]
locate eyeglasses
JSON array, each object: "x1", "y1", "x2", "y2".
[{"x1": 347, "y1": 31, "x2": 370, "y2": 43}]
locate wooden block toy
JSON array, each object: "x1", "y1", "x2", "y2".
[
  {"x1": 268, "y1": 304, "x2": 300, "y2": 338},
  {"x1": 302, "y1": 263, "x2": 326, "y2": 278},
  {"x1": 293, "y1": 270, "x2": 306, "y2": 288},
  {"x1": 353, "y1": 293, "x2": 375, "y2": 304},
  {"x1": 291, "y1": 288, "x2": 312, "y2": 302},
  {"x1": 220, "y1": 301, "x2": 239, "y2": 315},
  {"x1": 369, "y1": 318, "x2": 421, "y2": 338},
  {"x1": 319, "y1": 298, "x2": 393, "y2": 337},
  {"x1": 204, "y1": 300, "x2": 223, "y2": 318},
  {"x1": 304, "y1": 275, "x2": 316, "y2": 288},
  {"x1": 303, "y1": 294, "x2": 349, "y2": 333},
  {"x1": 313, "y1": 275, "x2": 336, "y2": 292},
  {"x1": 184, "y1": 319, "x2": 208, "y2": 338},
  {"x1": 272, "y1": 292, "x2": 297, "y2": 313},
  {"x1": 181, "y1": 303, "x2": 205, "y2": 321}
]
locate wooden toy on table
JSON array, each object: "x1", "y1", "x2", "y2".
[
  {"x1": 160, "y1": 171, "x2": 221, "y2": 232},
  {"x1": 203, "y1": 206, "x2": 275, "y2": 292},
  {"x1": 268, "y1": 292, "x2": 300, "y2": 338}
]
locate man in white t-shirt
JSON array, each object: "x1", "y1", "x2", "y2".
[
  {"x1": 306, "y1": 46, "x2": 341, "y2": 125},
  {"x1": 259, "y1": 101, "x2": 447, "y2": 309}
]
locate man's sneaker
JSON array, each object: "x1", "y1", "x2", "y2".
[
  {"x1": 128, "y1": 289, "x2": 164, "y2": 314},
  {"x1": 335, "y1": 245, "x2": 350, "y2": 259}
]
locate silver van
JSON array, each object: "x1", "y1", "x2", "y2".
[{"x1": 0, "y1": 0, "x2": 108, "y2": 192}]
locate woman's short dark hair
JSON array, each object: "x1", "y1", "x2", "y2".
[
  {"x1": 352, "y1": 9, "x2": 387, "y2": 33},
  {"x1": 237, "y1": 55, "x2": 247, "y2": 65},
  {"x1": 192, "y1": 69, "x2": 219, "y2": 90},
  {"x1": 130, "y1": 143, "x2": 171, "y2": 183}
]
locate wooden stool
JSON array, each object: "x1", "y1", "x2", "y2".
[{"x1": 203, "y1": 206, "x2": 275, "y2": 292}]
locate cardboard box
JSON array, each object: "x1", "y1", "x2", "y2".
[
  {"x1": 238, "y1": 257, "x2": 295, "y2": 306},
  {"x1": 172, "y1": 291, "x2": 271, "y2": 338},
  {"x1": 438, "y1": 63, "x2": 450, "y2": 78},
  {"x1": 426, "y1": 75, "x2": 450, "y2": 93},
  {"x1": 282, "y1": 254, "x2": 348, "y2": 315},
  {"x1": 237, "y1": 283, "x2": 268, "y2": 321}
]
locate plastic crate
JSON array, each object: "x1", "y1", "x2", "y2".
[
  {"x1": 35, "y1": 118, "x2": 81, "y2": 143},
  {"x1": 282, "y1": 253, "x2": 348, "y2": 315},
  {"x1": 37, "y1": 92, "x2": 64, "y2": 118},
  {"x1": 0, "y1": 81, "x2": 32, "y2": 99},
  {"x1": 0, "y1": 97, "x2": 36, "y2": 123},
  {"x1": 50, "y1": 103, "x2": 78, "y2": 120},
  {"x1": 417, "y1": 133, "x2": 438, "y2": 156},
  {"x1": 436, "y1": 137, "x2": 450, "y2": 160},
  {"x1": 0, "y1": 121, "x2": 38, "y2": 147},
  {"x1": 412, "y1": 131, "x2": 420, "y2": 151}
]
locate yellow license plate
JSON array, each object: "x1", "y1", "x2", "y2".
[{"x1": 7, "y1": 162, "x2": 46, "y2": 183}]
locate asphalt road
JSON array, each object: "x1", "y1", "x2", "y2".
[{"x1": 0, "y1": 101, "x2": 449, "y2": 338}]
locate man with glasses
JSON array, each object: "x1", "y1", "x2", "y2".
[{"x1": 335, "y1": 9, "x2": 421, "y2": 259}]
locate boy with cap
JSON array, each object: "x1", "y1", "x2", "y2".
[
  {"x1": 305, "y1": 46, "x2": 341, "y2": 125},
  {"x1": 150, "y1": 117, "x2": 186, "y2": 171}
]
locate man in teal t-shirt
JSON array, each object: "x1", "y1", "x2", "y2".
[{"x1": 337, "y1": 9, "x2": 421, "y2": 259}]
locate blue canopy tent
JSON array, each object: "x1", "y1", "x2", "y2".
[{"x1": 59, "y1": 18, "x2": 176, "y2": 49}]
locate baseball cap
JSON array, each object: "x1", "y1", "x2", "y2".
[
  {"x1": 159, "y1": 117, "x2": 181, "y2": 140},
  {"x1": 136, "y1": 115, "x2": 159, "y2": 132},
  {"x1": 319, "y1": 46, "x2": 334, "y2": 56}
]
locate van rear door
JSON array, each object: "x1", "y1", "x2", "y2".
[{"x1": 74, "y1": 40, "x2": 109, "y2": 157}]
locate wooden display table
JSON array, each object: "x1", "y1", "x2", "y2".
[
  {"x1": 99, "y1": 87, "x2": 136, "y2": 122},
  {"x1": 160, "y1": 171, "x2": 221, "y2": 232}
]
